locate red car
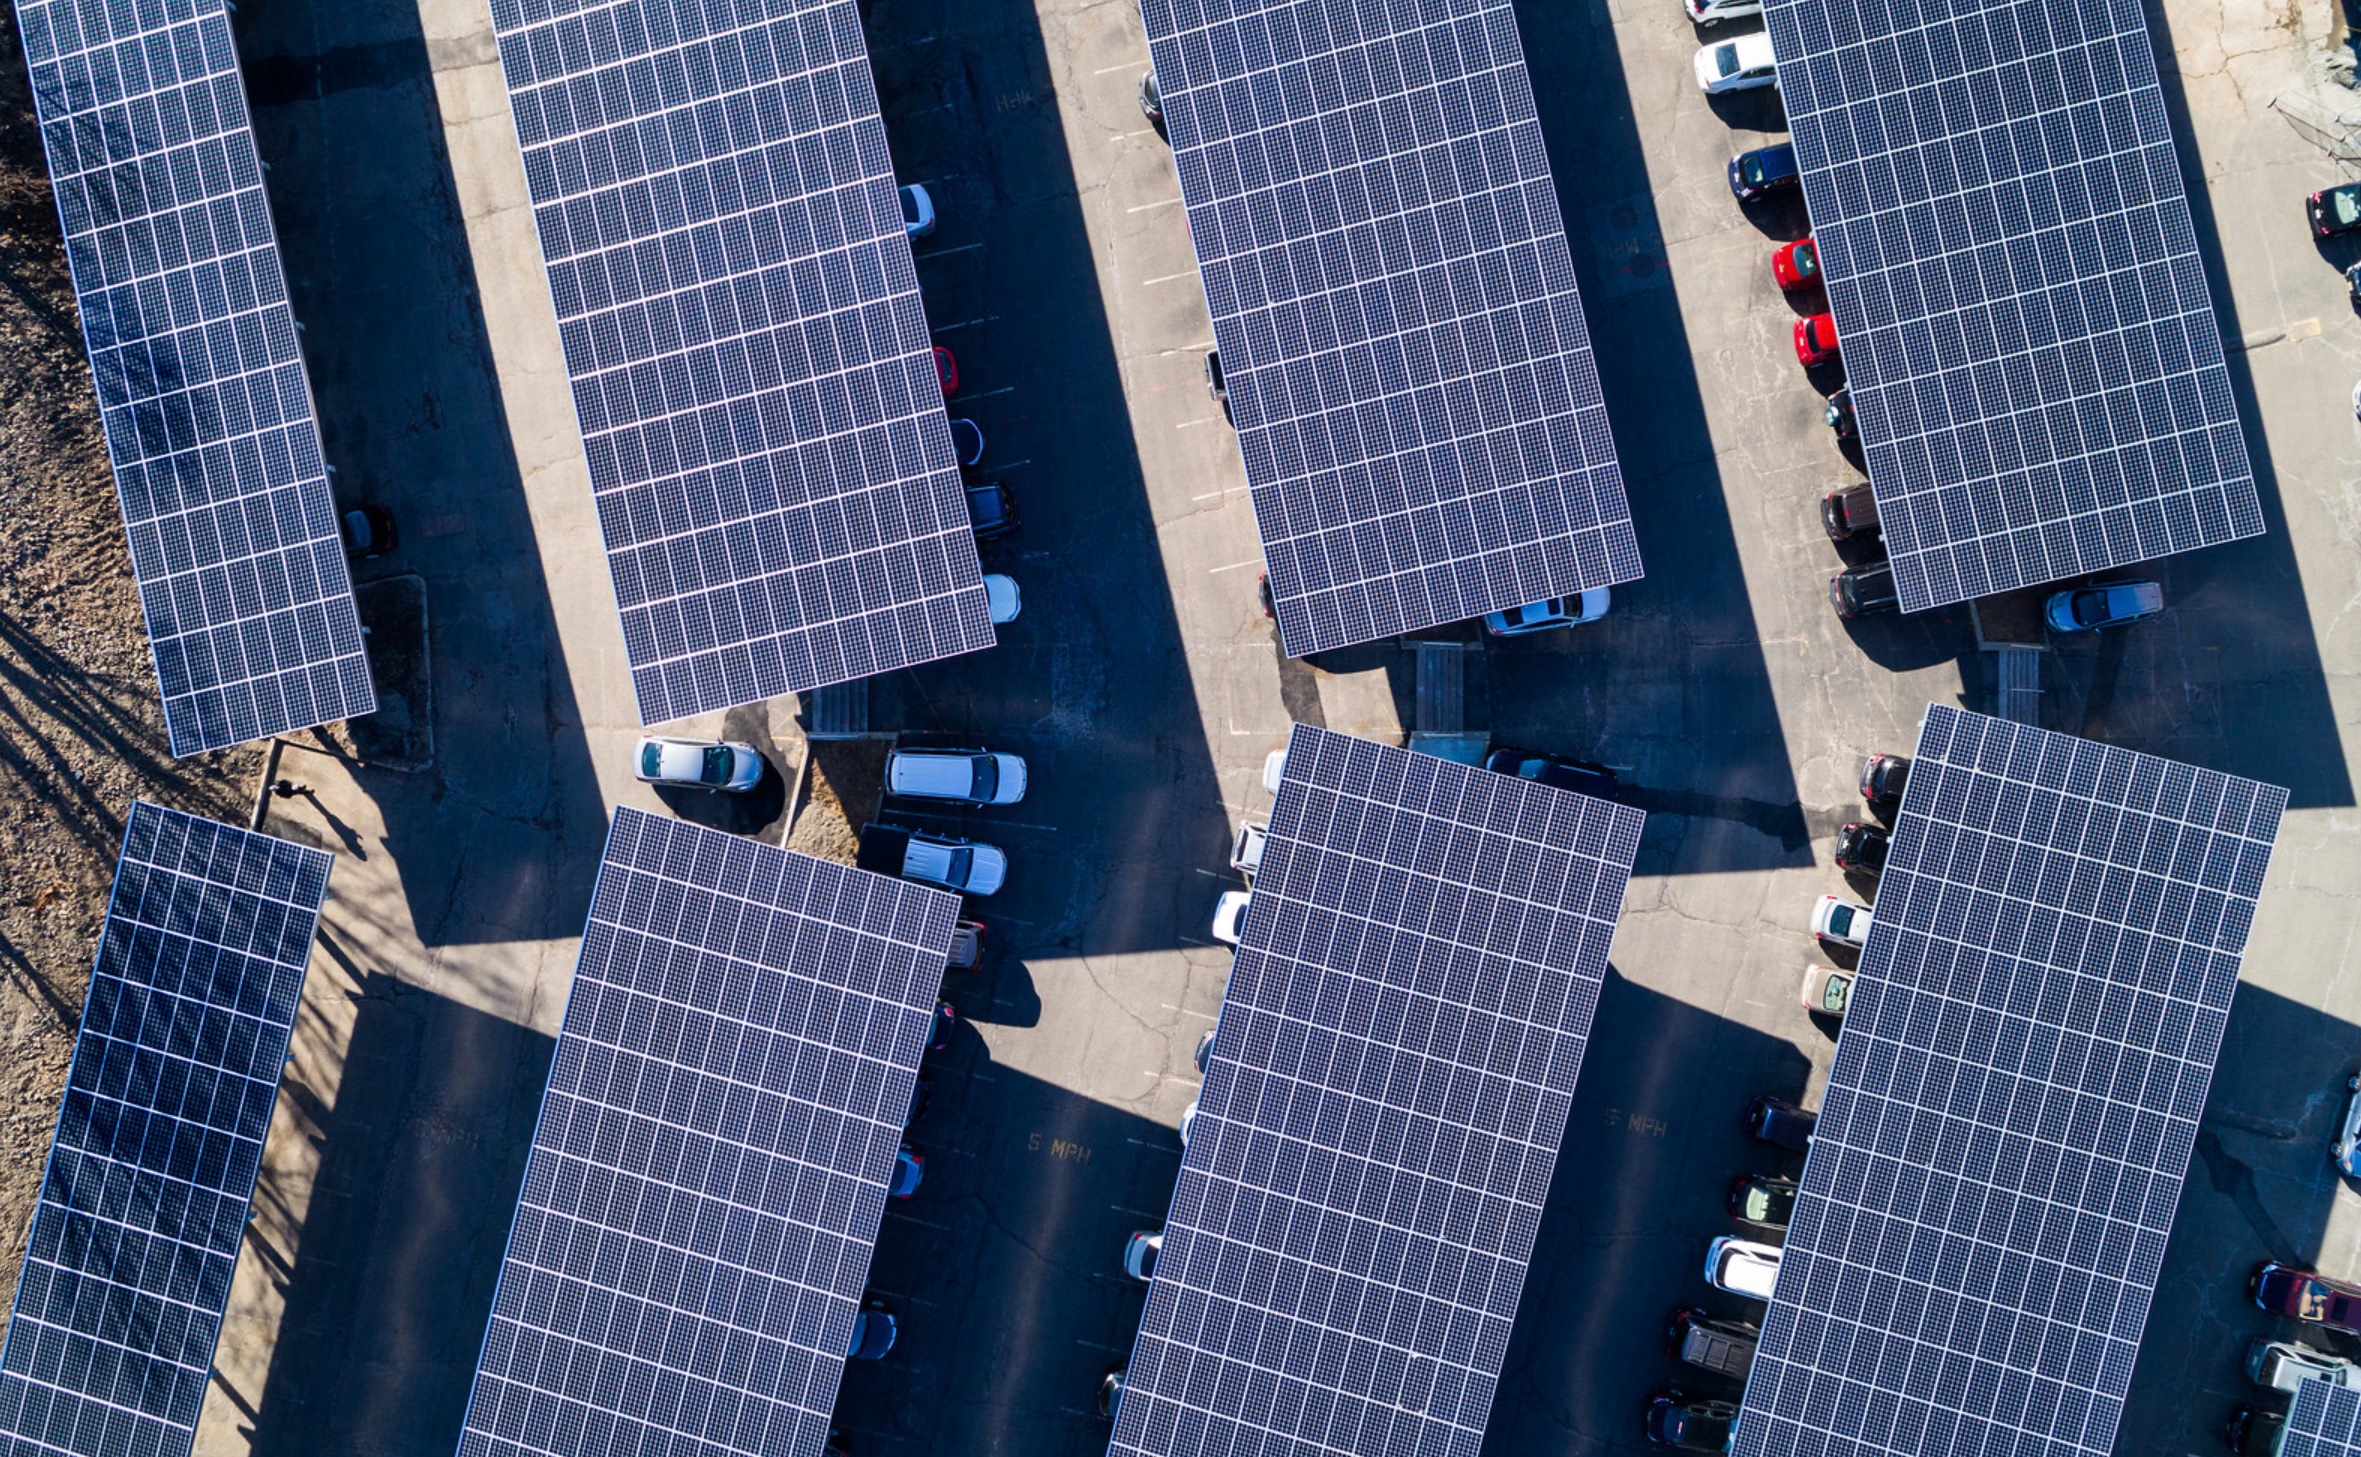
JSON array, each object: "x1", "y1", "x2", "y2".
[
  {"x1": 1794, "y1": 313, "x2": 1840, "y2": 367},
  {"x1": 2253, "y1": 1262, "x2": 2361, "y2": 1334},
  {"x1": 932, "y1": 344, "x2": 959, "y2": 396},
  {"x1": 1772, "y1": 238, "x2": 1820, "y2": 291}
]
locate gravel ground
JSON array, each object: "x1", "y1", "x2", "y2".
[{"x1": 0, "y1": 14, "x2": 262, "y2": 1292}]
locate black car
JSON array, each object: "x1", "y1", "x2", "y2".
[
  {"x1": 1645, "y1": 1390, "x2": 1738, "y2": 1451},
  {"x1": 948, "y1": 416, "x2": 986, "y2": 467},
  {"x1": 1484, "y1": 747, "x2": 1618, "y2": 798},
  {"x1": 1727, "y1": 142, "x2": 1800, "y2": 201},
  {"x1": 1098, "y1": 1365, "x2": 1127, "y2": 1420},
  {"x1": 340, "y1": 503, "x2": 398, "y2": 559},
  {"x1": 906, "y1": 1077, "x2": 933, "y2": 1128},
  {"x1": 1859, "y1": 752, "x2": 1909, "y2": 807},
  {"x1": 2227, "y1": 1406, "x2": 2284, "y2": 1457},
  {"x1": 2310, "y1": 182, "x2": 2361, "y2": 238},
  {"x1": 1829, "y1": 561, "x2": 1899, "y2": 619},
  {"x1": 965, "y1": 482, "x2": 1018, "y2": 540},
  {"x1": 1825, "y1": 384, "x2": 1856, "y2": 443},
  {"x1": 1834, "y1": 821, "x2": 1890, "y2": 874},
  {"x1": 929, "y1": 1001, "x2": 958, "y2": 1053},
  {"x1": 1727, "y1": 1173, "x2": 1800, "y2": 1229},
  {"x1": 1820, "y1": 483, "x2": 1878, "y2": 541},
  {"x1": 1747, "y1": 1095, "x2": 1815, "y2": 1152}
]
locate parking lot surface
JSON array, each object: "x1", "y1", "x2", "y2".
[{"x1": 142, "y1": 0, "x2": 2361, "y2": 1452}]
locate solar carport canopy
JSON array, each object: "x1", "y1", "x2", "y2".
[
  {"x1": 1143, "y1": 0, "x2": 1642, "y2": 657},
  {"x1": 1735, "y1": 705, "x2": 2286, "y2": 1457},
  {"x1": 1110, "y1": 724, "x2": 1643, "y2": 1457}
]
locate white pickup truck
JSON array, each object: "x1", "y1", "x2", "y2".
[{"x1": 858, "y1": 824, "x2": 1007, "y2": 896}]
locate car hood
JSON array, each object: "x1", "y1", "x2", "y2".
[{"x1": 965, "y1": 843, "x2": 1008, "y2": 895}]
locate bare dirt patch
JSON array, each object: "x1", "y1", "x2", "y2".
[{"x1": 785, "y1": 737, "x2": 889, "y2": 864}]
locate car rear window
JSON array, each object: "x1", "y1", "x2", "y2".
[
  {"x1": 2338, "y1": 188, "x2": 2361, "y2": 226},
  {"x1": 970, "y1": 756, "x2": 998, "y2": 801}
]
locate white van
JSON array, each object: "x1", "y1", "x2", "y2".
[{"x1": 888, "y1": 748, "x2": 1027, "y2": 806}]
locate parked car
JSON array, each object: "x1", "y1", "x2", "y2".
[
  {"x1": 1124, "y1": 1230, "x2": 1162, "y2": 1283},
  {"x1": 1825, "y1": 384, "x2": 1856, "y2": 442},
  {"x1": 900, "y1": 184, "x2": 935, "y2": 238},
  {"x1": 1205, "y1": 350, "x2": 1230, "y2": 422},
  {"x1": 848, "y1": 1302, "x2": 898, "y2": 1360},
  {"x1": 1820, "y1": 482, "x2": 1879, "y2": 540},
  {"x1": 1728, "y1": 141, "x2": 1799, "y2": 201},
  {"x1": 1728, "y1": 1174, "x2": 1800, "y2": 1229},
  {"x1": 2044, "y1": 580, "x2": 2163, "y2": 633},
  {"x1": 984, "y1": 573, "x2": 1021, "y2": 624},
  {"x1": 1833, "y1": 822, "x2": 1889, "y2": 874},
  {"x1": 2226, "y1": 1406, "x2": 2284, "y2": 1457},
  {"x1": 1645, "y1": 1390, "x2": 1739, "y2": 1451},
  {"x1": 948, "y1": 417, "x2": 986, "y2": 467},
  {"x1": 1694, "y1": 32, "x2": 1777, "y2": 92},
  {"x1": 1179, "y1": 1099, "x2": 1199, "y2": 1147},
  {"x1": 1748, "y1": 1094, "x2": 1815, "y2": 1151},
  {"x1": 1687, "y1": 0, "x2": 1764, "y2": 21},
  {"x1": 965, "y1": 482, "x2": 1017, "y2": 540},
  {"x1": 2333, "y1": 1071, "x2": 2361, "y2": 1177},
  {"x1": 2255, "y1": 1262, "x2": 2361, "y2": 1334},
  {"x1": 1772, "y1": 237, "x2": 1820, "y2": 290},
  {"x1": 1667, "y1": 1308, "x2": 1759, "y2": 1380},
  {"x1": 1829, "y1": 561, "x2": 1899, "y2": 619},
  {"x1": 1263, "y1": 748, "x2": 1288, "y2": 795},
  {"x1": 1195, "y1": 1028, "x2": 1215, "y2": 1074},
  {"x1": 1810, "y1": 895, "x2": 1872, "y2": 947},
  {"x1": 890, "y1": 1145, "x2": 924, "y2": 1198},
  {"x1": 1211, "y1": 890, "x2": 1252, "y2": 946},
  {"x1": 1859, "y1": 752, "x2": 1909, "y2": 807},
  {"x1": 1099, "y1": 1365, "x2": 1127, "y2": 1420},
  {"x1": 2249, "y1": 1336, "x2": 2361, "y2": 1393},
  {"x1": 906, "y1": 1077, "x2": 932, "y2": 1127},
  {"x1": 932, "y1": 344, "x2": 959, "y2": 396},
  {"x1": 341, "y1": 503, "x2": 397, "y2": 559},
  {"x1": 947, "y1": 919, "x2": 985, "y2": 971},
  {"x1": 1139, "y1": 70, "x2": 1163, "y2": 125},
  {"x1": 1800, "y1": 963, "x2": 1851, "y2": 1017},
  {"x1": 2310, "y1": 181, "x2": 2361, "y2": 238},
  {"x1": 634, "y1": 736, "x2": 764, "y2": 792},
  {"x1": 1231, "y1": 821, "x2": 1267, "y2": 876},
  {"x1": 857, "y1": 824, "x2": 1008, "y2": 896},
  {"x1": 928, "y1": 1000, "x2": 958, "y2": 1053},
  {"x1": 887, "y1": 747, "x2": 1028, "y2": 806},
  {"x1": 1484, "y1": 747, "x2": 1618, "y2": 798},
  {"x1": 1483, "y1": 587, "x2": 1610, "y2": 635},
  {"x1": 1704, "y1": 1235, "x2": 1781, "y2": 1300},
  {"x1": 1793, "y1": 312, "x2": 1840, "y2": 366}
]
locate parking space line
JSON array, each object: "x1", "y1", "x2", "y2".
[
  {"x1": 885, "y1": 807, "x2": 1063, "y2": 834},
  {"x1": 1176, "y1": 417, "x2": 1222, "y2": 429},
  {"x1": 1143, "y1": 271, "x2": 1195, "y2": 286},
  {"x1": 1207, "y1": 558, "x2": 1260, "y2": 574},
  {"x1": 1190, "y1": 486, "x2": 1249, "y2": 502},
  {"x1": 913, "y1": 241, "x2": 983, "y2": 260},
  {"x1": 1092, "y1": 61, "x2": 1138, "y2": 74},
  {"x1": 1160, "y1": 1004, "x2": 1217, "y2": 1019},
  {"x1": 1158, "y1": 339, "x2": 1217, "y2": 355},
  {"x1": 951, "y1": 385, "x2": 1016, "y2": 402},
  {"x1": 885, "y1": 1210, "x2": 950, "y2": 1230},
  {"x1": 994, "y1": 459, "x2": 1033, "y2": 472},
  {"x1": 932, "y1": 315, "x2": 997, "y2": 333},
  {"x1": 1127, "y1": 196, "x2": 1184, "y2": 212},
  {"x1": 1127, "y1": 1136, "x2": 1182, "y2": 1153},
  {"x1": 1074, "y1": 1338, "x2": 1127, "y2": 1352}
]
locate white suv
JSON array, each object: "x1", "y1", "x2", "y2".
[
  {"x1": 887, "y1": 748, "x2": 1027, "y2": 806},
  {"x1": 1705, "y1": 1236, "x2": 1781, "y2": 1301}
]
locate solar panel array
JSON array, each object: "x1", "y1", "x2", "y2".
[
  {"x1": 2287, "y1": 1376, "x2": 2361, "y2": 1457},
  {"x1": 1736, "y1": 705, "x2": 2286, "y2": 1457},
  {"x1": 1761, "y1": 0, "x2": 2263, "y2": 612},
  {"x1": 1142, "y1": 0, "x2": 1642, "y2": 657},
  {"x1": 457, "y1": 809, "x2": 960, "y2": 1457},
  {"x1": 486, "y1": 0, "x2": 994, "y2": 723},
  {"x1": 0, "y1": 802, "x2": 330, "y2": 1457},
  {"x1": 18, "y1": 0, "x2": 375, "y2": 755},
  {"x1": 1111, "y1": 724, "x2": 1644, "y2": 1457}
]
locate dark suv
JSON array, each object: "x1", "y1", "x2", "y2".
[
  {"x1": 1859, "y1": 753, "x2": 1909, "y2": 808},
  {"x1": 1484, "y1": 747, "x2": 1618, "y2": 798},
  {"x1": 1820, "y1": 483, "x2": 1879, "y2": 541},
  {"x1": 1747, "y1": 1095, "x2": 1815, "y2": 1151},
  {"x1": 1646, "y1": 1390, "x2": 1738, "y2": 1450},
  {"x1": 1829, "y1": 561, "x2": 1899, "y2": 619},
  {"x1": 965, "y1": 482, "x2": 1017, "y2": 540},
  {"x1": 1727, "y1": 142, "x2": 1800, "y2": 201},
  {"x1": 1834, "y1": 822, "x2": 1890, "y2": 874}
]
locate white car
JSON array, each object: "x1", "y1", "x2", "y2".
[
  {"x1": 984, "y1": 573, "x2": 1021, "y2": 624},
  {"x1": 1482, "y1": 587, "x2": 1610, "y2": 637},
  {"x1": 1801, "y1": 963, "x2": 1851, "y2": 1018},
  {"x1": 887, "y1": 748, "x2": 1027, "y2": 806},
  {"x1": 1124, "y1": 1230, "x2": 1162, "y2": 1283},
  {"x1": 1262, "y1": 748, "x2": 1288, "y2": 795},
  {"x1": 1694, "y1": 32, "x2": 1777, "y2": 93},
  {"x1": 1705, "y1": 1235, "x2": 1781, "y2": 1301},
  {"x1": 900, "y1": 182, "x2": 936, "y2": 237},
  {"x1": 1179, "y1": 1099, "x2": 1199, "y2": 1147},
  {"x1": 1687, "y1": 0, "x2": 1764, "y2": 20},
  {"x1": 1810, "y1": 895, "x2": 1872, "y2": 947},
  {"x1": 1211, "y1": 890, "x2": 1252, "y2": 946},
  {"x1": 1230, "y1": 821, "x2": 1268, "y2": 876},
  {"x1": 2333, "y1": 1072, "x2": 2361, "y2": 1177},
  {"x1": 634, "y1": 736, "x2": 764, "y2": 792}
]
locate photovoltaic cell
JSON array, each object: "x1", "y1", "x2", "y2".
[
  {"x1": 2287, "y1": 1376, "x2": 2361, "y2": 1457},
  {"x1": 1142, "y1": 0, "x2": 1643, "y2": 657},
  {"x1": 456, "y1": 809, "x2": 960, "y2": 1457},
  {"x1": 486, "y1": 0, "x2": 994, "y2": 724},
  {"x1": 1761, "y1": 0, "x2": 2263, "y2": 612},
  {"x1": 15, "y1": 0, "x2": 375, "y2": 755},
  {"x1": 0, "y1": 802, "x2": 331, "y2": 1457},
  {"x1": 1735, "y1": 705, "x2": 2286, "y2": 1457},
  {"x1": 1110, "y1": 724, "x2": 1644, "y2": 1457}
]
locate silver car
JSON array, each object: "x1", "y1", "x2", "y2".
[
  {"x1": 634, "y1": 736, "x2": 764, "y2": 792},
  {"x1": 2334, "y1": 1072, "x2": 2361, "y2": 1177}
]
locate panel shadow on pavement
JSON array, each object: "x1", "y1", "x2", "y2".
[
  {"x1": 234, "y1": 0, "x2": 610, "y2": 949},
  {"x1": 236, "y1": 964, "x2": 555, "y2": 1457},
  {"x1": 859, "y1": 0, "x2": 1233, "y2": 957},
  {"x1": 1497, "y1": 0, "x2": 1812, "y2": 876},
  {"x1": 1488, "y1": 970, "x2": 1813, "y2": 1457},
  {"x1": 2038, "y1": 0, "x2": 2355, "y2": 810}
]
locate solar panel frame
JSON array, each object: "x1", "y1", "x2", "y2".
[
  {"x1": 0, "y1": 801, "x2": 331, "y2": 1457},
  {"x1": 1735, "y1": 704, "x2": 2286, "y2": 1457},
  {"x1": 1142, "y1": 0, "x2": 1643, "y2": 657},
  {"x1": 1760, "y1": 0, "x2": 2263, "y2": 612},
  {"x1": 484, "y1": 0, "x2": 995, "y2": 724},
  {"x1": 16, "y1": 0, "x2": 376, "y2": 755},
  {"x1": 1109, "y1": 723, "x2": 1644, "y2": 1457},
  {"x1": 455, "y1": 808, "x2": 961, "y2": 1457},
  {"x1": 2287, "y1": 1376, "x2": 2361, "y2": 1457}
]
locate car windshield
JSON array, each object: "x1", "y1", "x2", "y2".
[
  {"x1": 970, "y1": 757, "x2": 999, "y2": 801},
  {"x1": 1741, "y1": 155, "x2": 1765, "y2": 184},
  {"x1": 700, "y1": 746, "x2": 734, "y2": 785},
  {"x1": 2072, "y1": 589, "x2": 2109, "y2": 620},
  {"x1": 1828, "y1": 904, "x2": 1856, "y2": 937},
  {"x1": 1743, "y1": 1187, "x2": 1776, "y2": 1222},
  {"x1": 1716, "y1": 44, "x2": 1741, "y2": 76},
  {"x1": 639, "y1": 742, "x2": 663, "y2": 777},
  {"x1": 948, "y1": 847, "x2": 973, "y2": 885},
  {"x1": 1795, "y1": 242, "x2": 1818, "y2": 277},
  {"x1": 1821, "y1": 973, "x2": 1850, "y2": 1014},
  {"x1": 2337, "y1": 188, "x2": 2361, "y2": 226}
]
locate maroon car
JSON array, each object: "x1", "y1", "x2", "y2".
[{"x1": 2253, "y1": 1262, "x2": 2361, "y2": 1334}]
